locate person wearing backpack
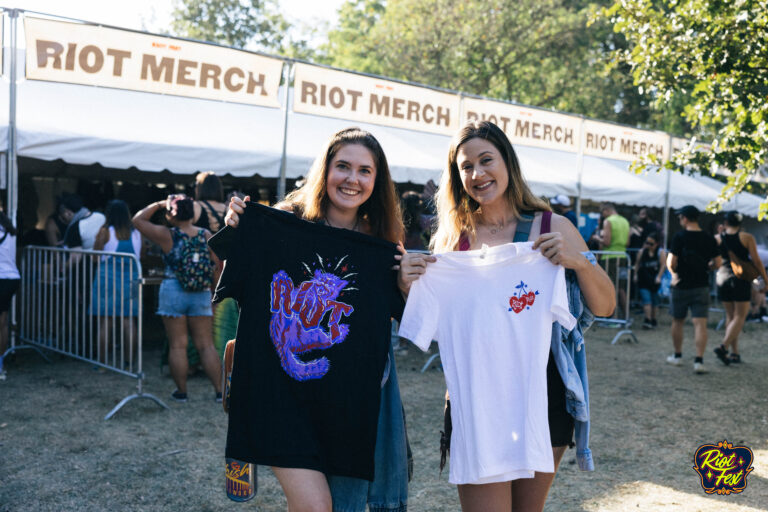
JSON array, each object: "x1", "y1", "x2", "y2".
[{"x1": 133, "y1": 194, "x2": 222, "y2": 403}]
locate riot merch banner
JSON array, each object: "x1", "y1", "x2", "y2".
[
  {"x1": 463, "y1": 97, "x2": 582, "y2": 153},
  {"x1": 582, "y1": 119, "x2": 669, "y2": 162},
  {"x1": 25, "y1": 17, "x2": 284, "y2": 107},
  {"x1": 293, "y1": 63, "x2": 460, "y2": 136}
]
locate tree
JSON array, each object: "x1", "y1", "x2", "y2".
[
  {"x1": 171, "y1": 0, "x2": 288, "y2": 51},
  {"x1": 322, "y1": 0, "x2": 677, "y2": 128},
  {"x1": 601, "y1": 0, "x2": 768, "y2": 217}
]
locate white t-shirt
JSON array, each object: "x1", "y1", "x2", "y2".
[
  {"x1": 0, "y1": 230, "x2": 19, "y2": 279},
  {"x1": 398, "y1": 242, "x2": 576, "y2": 485}
]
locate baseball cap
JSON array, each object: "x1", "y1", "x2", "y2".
[
  {"x1": 675, "y1": 205, "x2": 700, "y2": 220},
  {"x1": 550, "y1": 194, "x2": 571, "y2": 207}
]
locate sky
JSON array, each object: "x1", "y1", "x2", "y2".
[{"x1": 3, "y1": 0, "x2": 346, "y2": 39}]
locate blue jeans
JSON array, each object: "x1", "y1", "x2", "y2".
[{"x1": 326, "y1": 344, "x2": 409, "y2": 512}]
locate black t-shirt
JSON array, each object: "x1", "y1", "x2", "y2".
[
  {"x1": 670, "y1": 230, "x2": 718, "y2": 289},
  {"x1": 211, "y1": 203, "x2": 404, "y2": 481},
  {"x1": 637, "y1": 246, "x2": 661, "y2": 291}
]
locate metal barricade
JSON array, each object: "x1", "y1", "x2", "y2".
[
  {"x1": 16, "y1": 246, "x2": 168, "y2": 419},
  {"x1": 592, "y1": 250, "x2": 638, "y2": 344}
]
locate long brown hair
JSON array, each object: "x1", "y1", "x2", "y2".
[
  {"x1": 278, "y1": 127, "x2": 404, "y2": 244},
  {"x1": 431, "y1": 121, "x2": 550, "y2": 253}
]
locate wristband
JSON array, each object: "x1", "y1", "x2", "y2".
[{"x1": 581, "y1": 251, "x2": 598, "y2": 267}]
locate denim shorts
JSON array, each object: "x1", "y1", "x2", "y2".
[
  {"x1": 638, "y1": 288, "x2": 660, "y2": 307},
  {"x1": 670, "y1": 286, "x2": 709, "y2": 319},
  {"x1": 157, "y1": 278, "x2": 212, "y2": 317}
]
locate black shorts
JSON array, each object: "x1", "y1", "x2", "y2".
[
  {"x1": 547, "y1": 351, "x2": 575, "y2": 448},
  {"x1": 718, "y1": 277, "x2": 751, "y2": 303},
  {"x1": 0, "y1": 279, "x2": 20, "y2": 312}
]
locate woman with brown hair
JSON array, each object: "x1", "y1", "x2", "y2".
[
  {"x1": 133, "y1": 195, "x2": 222, "y2": 403},
  {"x1": 224, "y1": 127, "x2": 430, "y2": 512},
  {"x1": 193, "y1": 171, "x2": 228, "y2": 233},
  {"x1": 713, "y1": 211, "x2": 768, "y2": 364},
  {"x1": 400, "y1": 121, "x2": 614, "y2": 512}
]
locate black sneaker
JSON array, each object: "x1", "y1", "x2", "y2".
[
  {"x1": 713, "y1": 345, "x2": 730, "y2": 366},
  {"x1": 728, "y1": 354, "x2": 742, "y2": 364},
  {"x1": 642, "y1": 318, "x2": 653, "y2": 330},
  {"x1": 215, "y1": 392, "x2": 223, "y2": 403},
  {"x1": 170, "y1": 389, "x2": 188, "y2": 403},
  {"x1": 651, "y1": 318, "x2": 658, "y2": 327}
]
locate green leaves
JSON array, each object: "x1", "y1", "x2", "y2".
[
  {"x1": 171, "y1": 0, "x2": 288, "y2": 51},
  {"x1": 599, "y1": 0, "x2": 768, "y2": 217}
]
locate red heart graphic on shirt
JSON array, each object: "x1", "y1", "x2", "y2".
[
  {"x1": 509, "y1": 296, "x2": 525, "y2": 313},
  {"x1": 525, "y1": 291, "x2": 536, "y2": 306}
]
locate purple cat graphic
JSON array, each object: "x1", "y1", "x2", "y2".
[{"x1": 269, "y1": 269, "x2": 354, "y2": 381}]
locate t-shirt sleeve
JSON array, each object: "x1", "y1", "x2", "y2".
[
  {"x1": 212, "y1": 218, "x2": 247, "y2": 303},
  {"x1": 63, "y1": 222, "x2": 82, "y2": 248},
  {"x1": 670, "y1": 233, "x2": 682, "y2": 256},
  {"x1": 550, "y1": 266, "x2": 577, "y2": 331},
  {"x1": 207, "y1": 225, "x2": 236, "y2": 261},
  {"x1": 397, "y1": 276, "x2": 439, "y2": 352}
]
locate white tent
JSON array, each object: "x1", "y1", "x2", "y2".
[{"x1": 3, "y1": 49, "x2": 764, "y2": 219}]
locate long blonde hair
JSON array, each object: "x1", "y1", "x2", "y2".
[
  {"x1": 277, "y1": 127, "x2": 404, "y2": 244},
  {"x1": 431, "y1": 121, "x2": 550, "y2": 253}
]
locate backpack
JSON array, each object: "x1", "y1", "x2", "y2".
[{"x1": 171, "y1": 228, "x2": 215, "y2": 291}]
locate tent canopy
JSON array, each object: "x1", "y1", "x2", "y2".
[{"x1": 5, "y1": 49, "x2": 764, "y2": 216}]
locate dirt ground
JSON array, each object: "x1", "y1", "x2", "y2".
[{"x1": 1, "y1": 309, "x2": 767, "y2": 511}]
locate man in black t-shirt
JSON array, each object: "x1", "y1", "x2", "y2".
[{"x1": 666, "y1": 205, "x2": 721, "y2": 373}]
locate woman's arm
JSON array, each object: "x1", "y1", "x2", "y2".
[
  {"x1": 93, "y1": 226, "x2": 109, "y2": 251},
  {"x1": 133, "y1": 201, "x2": 173, "y2": 253},
  {"x1": 533, "y1": 214, "x2": 616, "y2": 317},
  {"x1": 656, "y1": 249, "x2": 667, "y2": 283},
  {"x1": 634, "y1": 247, "x2": 645, "y2": 281},
  {"x1": 743, "y1": 232, "x2": 768, "y2": 288}
]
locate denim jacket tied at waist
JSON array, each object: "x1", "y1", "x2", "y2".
[{"x1": 549, "y1": 268, "x2": 595, "y2": 471}]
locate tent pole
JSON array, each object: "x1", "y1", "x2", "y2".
[
  {"x1": 662, "y1": 137, "x2": 673, "y2": 249},
  {"x1": 277, "y1": 62, "x2": 292, "y2": 201},
  {"x1": 575, "y1": 117, "x2": 585, "y2": 225},
  {"x1": 7, "y1": 9, "x2": 18, "y2": 223}
]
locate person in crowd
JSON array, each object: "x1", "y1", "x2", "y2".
[
  {"x1": 549, "y1": 195, "x2": 578, "y2": 226},
  {"x1": 627, "y1": 214, "x2": 645, "y2": 264},
  {"x1": 0, "y1": 210, "x2": 20, "y2": 380},
  {"x1": 133, "y1": 195, "x2": 222, "y2": 403},
  {"x1": 399, "y1": 121, "x2": 614, "y2": 512},
  {"x1": 592, "y1": 203, "x2": 629, "y2": 316},
  {"x1": 634, "y1": 231, "x2": 665, "y2": 329},
  {"x1": 44, "y1": 197, "x2": 69, "y2": 247},
  {"x1": 713, "y1": 211, "x2": 768, "y2": 364},
  {"x1": 193, "y1": 171, "x2": 228, "y2": 233},
  {"x1": 401, "y1": 190, "x2": 429, "y2": 252},
  {"x1": 666, "y1": 205, "x2": 721, "y2": 373},
  {"x1": 748, "y1": 280, "x2": 768, "y2": 322},
  {"x1": 60, "y1": 194, "x2": 106, "y2": 250},
  {"x1": 224, "y1": 127, "x2": 431, "y2": 512},
  {"x1": 638, "y1": 207, "x2": 663, "y2": 242},
  {"x1": 91, "y1": 200, "x2": 142, "y2": 367}
]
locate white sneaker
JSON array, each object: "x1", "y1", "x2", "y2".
[
  {"x1": 666, "y1": 355, "x2": 682, "y2": 366},
  {"x1": 694, "y1": 362, "x2": 708, "y2": 374}
]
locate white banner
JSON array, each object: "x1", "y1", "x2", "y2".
[
  {"x1": 293, "y1": 63, "x2": 460, "y2": 135},
  {"x1": 463, "y1": 98, "x2": 581, "y2": 153},
  {"x1": 25, "y1": 17, "x2": 284, "y2": 107},
  {"x1": 583, "y1": 120, "x2": 669, "y2": 161}
]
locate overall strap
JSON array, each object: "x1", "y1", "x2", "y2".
[
  {"x1": 540, "y1": 211, "x2": 552, "y2": 235},
  {"x1": 512, "y1": 210, "x2": 536, "y2": 242}
]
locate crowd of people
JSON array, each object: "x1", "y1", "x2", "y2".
[{"x1": 2, "y1": 118, "x2": 767, "y2": 510}]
